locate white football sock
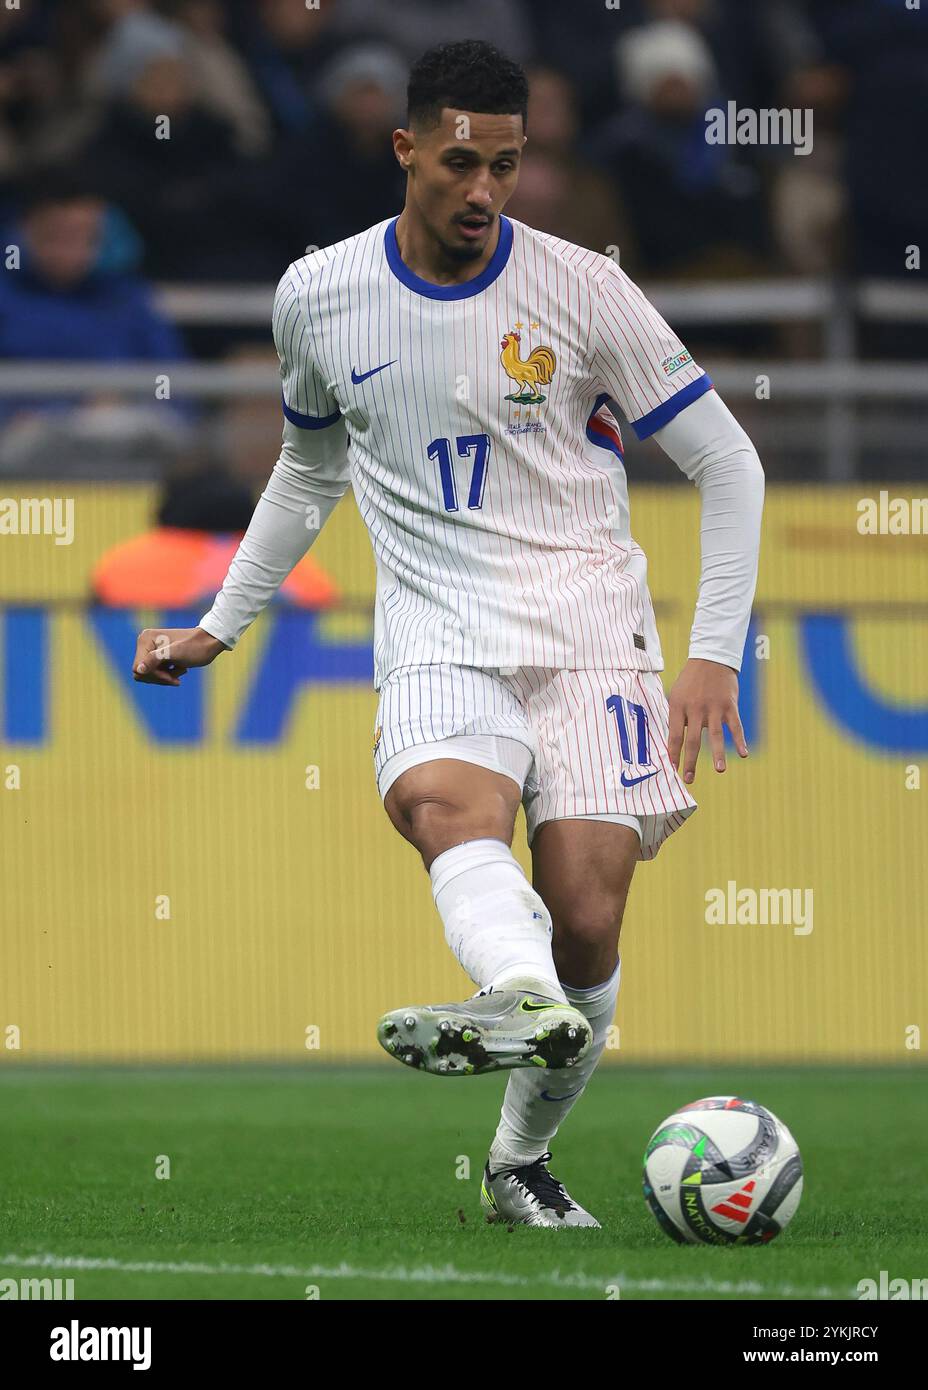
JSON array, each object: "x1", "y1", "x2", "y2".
[
  {"x1": 489, "y1": 958, "x2": 621, "y2": 1171},
  {"x1": 429, "y1": 838, "x2": 566, "y2": 1001}
]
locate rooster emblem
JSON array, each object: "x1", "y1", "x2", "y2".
[{"x1": 500, "y1": 329, "x2": 556, "y2": 405}]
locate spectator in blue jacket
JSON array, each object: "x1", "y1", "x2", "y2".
[{"x1": 0, "y1": 172, "x2": 191, "y2": 475}]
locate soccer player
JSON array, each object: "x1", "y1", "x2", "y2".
[{"x1": 132, "y1": 42, "x2": 764, "y2": 1228}]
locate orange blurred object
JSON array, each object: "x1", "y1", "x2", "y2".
[{"x1": 92, "y1": 528, "x2": 340, "y2": 609}]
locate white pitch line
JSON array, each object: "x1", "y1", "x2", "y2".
[{"x1": 0, "y1": 1252, "x2": 849, "y2": 1299}]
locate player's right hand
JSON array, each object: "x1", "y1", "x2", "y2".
[{"x1": 132, "y1": 627, "x2": 227, "y2": 687}]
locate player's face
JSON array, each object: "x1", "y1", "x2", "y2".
[{"x1": 400, "y1": 108, "x2": 525, "y2": 262}]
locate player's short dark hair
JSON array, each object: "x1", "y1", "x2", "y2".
[{"x1": 407, "y1": 40, "x2": 528, "y2": 133}]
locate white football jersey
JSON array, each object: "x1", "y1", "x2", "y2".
[{"x1": 268, "y1": 214, "x2": 713, "y2": 688}]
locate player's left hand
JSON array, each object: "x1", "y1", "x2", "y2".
[{"x1": 667, "y1": 658, "x2": 747, "y2": 784}]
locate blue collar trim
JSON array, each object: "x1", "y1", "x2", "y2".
[{"x1": 384, "y1": 215, "x2": 513, "y2": 300}]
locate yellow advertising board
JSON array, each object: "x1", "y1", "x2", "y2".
[{"x1": 1, "y1": 484, "x2": 925, "y2": 1061}]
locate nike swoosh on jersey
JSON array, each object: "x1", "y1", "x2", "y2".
[
  {"x1": 351, "y1": 360, "x2": 396, "y2": 384},
  {"x1": 620, "y1": 769, "x2": 659, "y2": 787}
]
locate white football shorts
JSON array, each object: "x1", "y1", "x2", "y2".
[{"x1": 373, "y1": 665, "x2": 696, "y2": 861}]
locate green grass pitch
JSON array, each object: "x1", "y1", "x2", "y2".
[{"x1": 0, "y1": 1064, "x2": 923, "y2": 1301}]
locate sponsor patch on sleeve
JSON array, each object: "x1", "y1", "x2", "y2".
[{"x1": 660, "y1": 350, "x2": 694, "y2": 377}]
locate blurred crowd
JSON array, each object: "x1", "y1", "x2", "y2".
[
  {"x1": 3, "y1": 0, "x2": 923, "y2": 280},
  {"x1": 0, "y1": 0, "x2": 924, "y2": 483}
]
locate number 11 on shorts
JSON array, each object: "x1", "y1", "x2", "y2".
[{"x1": 606, "y1": 694, "x2": 652, "y2": 767}]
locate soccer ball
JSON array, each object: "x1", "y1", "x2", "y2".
[{"x1": 642, "y1": 1095, "x2": 803, "y2": 1245}]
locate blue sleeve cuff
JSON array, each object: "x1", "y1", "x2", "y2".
[
  {"x1": 630, "y1": 374, "x2": 714, "y2": 440},
  {"x1": 282, "y1": 394, "x2": 342, "y2": 429}
]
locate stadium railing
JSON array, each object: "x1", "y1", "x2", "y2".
[{"x1": 1, "y1": 279, "x2": 925, "y2": 481}]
